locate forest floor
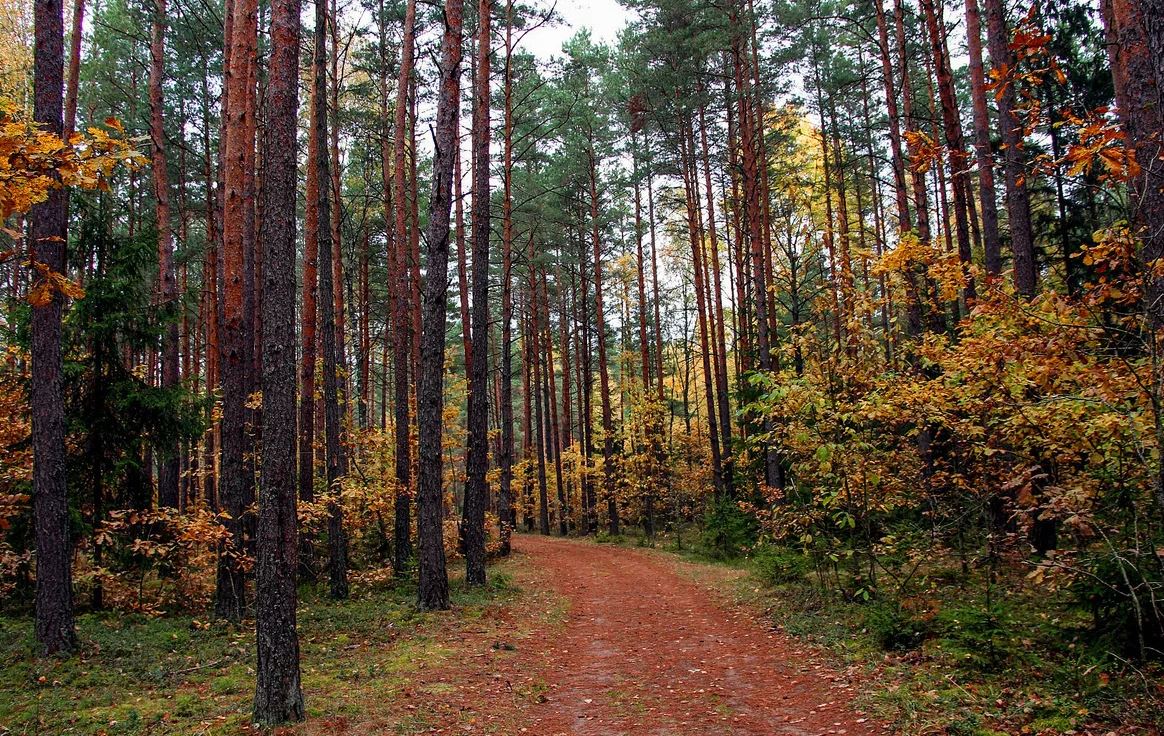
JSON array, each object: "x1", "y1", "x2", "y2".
[
  {"x1": 354, "y1": 534, "x2": 886, "y2": 736},
  {"x1": 1, "y1": 535, "x2": 884, "y2": 736},
  {"x1": 7, "y1": 534, "x2": 1157, "y2": 735}
]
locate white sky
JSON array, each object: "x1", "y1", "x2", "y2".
[{"x1": 522, "y1": 0, "x2": 631, "y2": 59}]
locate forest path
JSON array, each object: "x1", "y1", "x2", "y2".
[
  {"x1": 317, "y1": 535, "x2": 885, "y2": 735},
  {"x1": 514, "y1": 535, "x2": 883, "y2": 736}
]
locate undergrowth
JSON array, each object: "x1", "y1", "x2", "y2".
[
  {"x1": 0, "y1": 569, "x2": 518, "y2": 735},
  {"x1": 727, "y1": 545, "x2": 1164, "y2": 735}
]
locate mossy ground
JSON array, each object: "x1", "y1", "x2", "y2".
[{"x1": 0, "y1": 569, "x2": 518, "y2": 735}]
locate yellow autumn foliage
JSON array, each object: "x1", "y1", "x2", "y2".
[{"x1": 0, "y1": 95, "x2": 144, "y2": 223}]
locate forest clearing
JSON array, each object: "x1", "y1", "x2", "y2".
[{"x1": 3, "y1": 0, "x2": 1164, "y2": 731}]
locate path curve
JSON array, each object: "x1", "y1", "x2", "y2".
[{"x1": 517, "y1": 535, "x2": 882, "y2": 736}]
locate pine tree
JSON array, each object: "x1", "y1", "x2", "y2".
[
  {"x1": 417, "y1": 0, "x2": 464, "y2": 611},
  {"x1": 252, "y1": 0, "x2": 305, "y2": 719}
]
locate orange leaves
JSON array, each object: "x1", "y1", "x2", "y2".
[
  {"x1": 26, "y1": 258, "x2": 85, "y2": 306},
  {"x1": 0, "y1": 95, "x2": 144, "y2": 222},
  {"x1": 1078, "y1": 226, "x2": 1146, "y2": 309},
  {"x1": 1062, "y1": 113, "x2": 1140, "y2": 183},
  {"x1": 903, "y1": 130, "x2": 943, "y2": 174}
]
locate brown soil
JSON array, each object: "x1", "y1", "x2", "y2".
[
  {"x1": 303, "y1": 535, "x2": 884, "y2": 735},
  {"x1": 516, "y1": 535, "x2": 883, "y2": 736}
]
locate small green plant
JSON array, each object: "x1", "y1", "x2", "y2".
[
  {"x1": 864, "y1": 601, "x2": 932, "y2": 651},
  {"x1": 751, "y1": 545, "x2": 811, "y2": 586},
  {"x1": 933, "y1": 601, "x2": 1015, "y2": 670},
  {"x1": 699, "y1": 496, "x2": 757, "y2": 559}
]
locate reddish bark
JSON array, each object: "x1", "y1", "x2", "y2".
[
  {"x1": 587, "y1": 145, "x2": 619, "y2": 535},
  {"x1": 149, "y1": 0, "x2": 180, "y2": 508},
  {"x1": 216, "y1": 0, "x2": 257, "y2": 622},
  {"x1": 920, "y1": 0, "x2": 976, "y2": 303},
  {"x1": 63, "y1": 0, "x2": 84, "y2": 137},
  {"x1": 1104, "y1": 0, "x2": 1164, "y2": 322},
  {"x1": 389, "y1": 0, "x2": 417, "y2": 574},
  {"x1": 965, "y1": 0, "x2": 1002, "y2": 277}
]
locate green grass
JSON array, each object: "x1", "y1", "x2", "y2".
[
  {"x1": 0, "y1": 570, "x2": 519, "y2": 735},
  {"x1": 712, "y1": 551, "x2": 1164, "y2": 735}
]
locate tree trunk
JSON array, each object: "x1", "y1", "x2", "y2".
[
  {"x1": 698, "y1": 107, "x2": 734, "y2": 490},
  {"x1": 463, "y1": 0, "x2": 491, "y2": 585},
  {"x1": 680, "y1": 121, "x2": 724, "y2": 497},
  {"x1": 542, "y1": 268, "x2": 567, "y2": 535},
  {"x1": 557, "y1": 264, "x2": 574, "y2": 533},
  {"x1": 896, "y1": 0, "x2": 932, "y2": 247},
  {"x1": 297, "y1": 0, "x2": 324, "y2": 584},
  {"x1": 312, "y1": 0, "x2": 348, "y2": 600},
  {"x1": 31, "y1": 0, "x2": 76, "y2": 655},
  {"x1": 647, "y1": 159, "x2": 664, "y2": 403},
  {"x1": 586, "y1": 145, "x2": 618, "y2": 535},
  {"x1": 874, "y1": 0, "x2": 912, "y2": 232},
  {"x1": 216, "y1": 0, "x2": 257, "y2": 622},
  {"x1": 63, "y1": 0, "x2": 84, "y2": 137},
  {"x1": 497, "y1": 0, "x2": 515, "y2": 555},
  {"x1": 632, "y1": 136, "x2": 651, "y2": 394},
  {"x1": 920, "y1": 0, "x2": 976, "y2": 302},
  {"x1": 389, "y1": 0, "x2": 417, "y2": 576},
  {"x1": 964, "y1": 0, "x2": 1002, "y2": 278},
  {"x1": 150, "y1": 0, "x2": 181, "y2": 509},
  {"x1": 456, "y1": 145, "x2": 472, "y2": 378},
  {"x1": 416, "y1": 0, "x2": 462, "y2": 611},
  {"x1": 576, "y1": 230, "x2": 597, "y2": 534},
  {"x1": 253, "y1": 0, "x2": 305, "y2": 720},
  {"x1": 1104, "y1": 0, "x2": 1164, "y2": 322},
  {"x1": 732, "y1": 12, "x2": 779, "y2": 489},
  {"x1": 983, "y1": 0, "x2": 1036, "y2": 297}
]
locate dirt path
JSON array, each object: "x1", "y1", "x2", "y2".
[
  {"x1": 328, "y1": 535, "x2": 884, "y2": 735},
  {"x1": 517, "y1": 535, "x2": 881, "y2": 736}
]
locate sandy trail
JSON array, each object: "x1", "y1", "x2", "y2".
[{"x1": 518, "y1": 535, "x2": 882, "y2": 736}]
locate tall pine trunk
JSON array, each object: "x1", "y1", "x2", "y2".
[
  {"x1": 463, "y1": 0, "x2": 491, "y2": 586},
  {"x1": 497, "y1": 0, "x2": 515, "y2": 555},
  {"x1": 299, "y1": 35, "x2": 321, "y2": 575},
  {"x1": 1103, "y1": 0, "x2": 1164, "y2": 322},
  {"x1": 312, "y1": 0, "x2": 348, "y2": 600},
  {"x1": 587, "y1": 146, "x2": 618, "y2": 534},
  {"x1": 31, "y1": 0, "x2": 76, "y2": 655},
  {"x1": 216, "y1": 0, "x2": 257, "y2": 622},
  {"x1": 964, "y1": 0, "x2": 1002, "y2": 277},
  {"x1": 874, "y1": 0, "x2": 913, "y2": 233},
  {"x1": 252, "y1": 0, "x2": 305, "y2": 720},
  {"x1": 389, "y1": 0, "x2": 417, "y2": 575},
  {"x1": 150, "y1": 0, "x2": 181, "y2": 509},
  {"x1": 920, "y1": 0, "x2": 975, "y2": 302},
  {"x1": 416, "y1": 0, "x2": 463, "y2": 611},
  {"x1": 983, "y1": 0, "x2": 1036, "y2": 297}
]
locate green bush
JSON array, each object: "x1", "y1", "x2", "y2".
[
  {"x1": 699, "y1": 496, "x2": 757, "y2": 559},
  {"x1": 1068, "y1": 551, "x2": 1164, "y2": 659},
  {"x1": 933, "y1": 601, "x2": 1015, "y2": 670},
  {"x1": 864, "y1": 601, "x2": 932, "y2": 651},
  {"x1": 751, "y1": 546, "x2": 811, "y2": 586}
]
